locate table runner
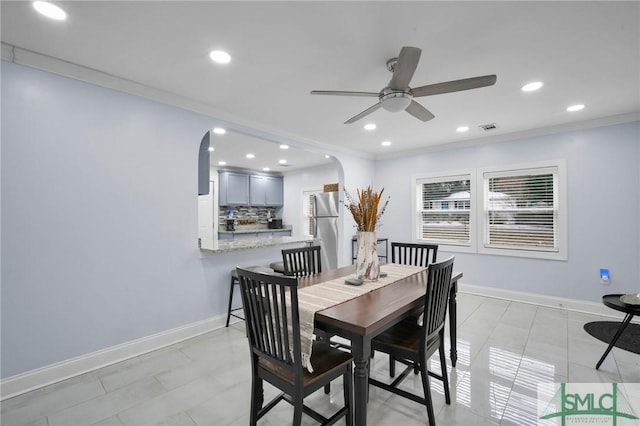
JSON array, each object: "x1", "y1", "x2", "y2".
[{"x1": 296, "y1": 263, "x2": 426, "y2": 371}]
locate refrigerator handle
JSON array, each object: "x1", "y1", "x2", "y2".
[{"x1": 312, "y1": 194, "x2": 318, "y2": 219}]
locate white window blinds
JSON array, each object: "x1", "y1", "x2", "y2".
[
  {"x1": 483, "y1": 167, "x2": 558, "y2": 251},
  {"x1": 303, "y1": 192, "x2": 317, "y2": 237},
  {"x1": 417, "y1": 175, "x2": 471, "y2": 245}
]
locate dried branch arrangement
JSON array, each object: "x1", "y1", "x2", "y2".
[{"x1": 344, "y1": 186, "x2": 390, "y2": 232}]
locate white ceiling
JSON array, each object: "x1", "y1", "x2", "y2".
[
  {"x1": 1, "y1": 1, "x2": 639, "y2": 171},
  {"x1": 210, "y1": 130, "x2": 334, "y2": 173}
]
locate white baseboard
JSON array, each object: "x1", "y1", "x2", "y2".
[
  {"x1": 0, "y1": 314, "x2": 229, "y2": 401},
  {"x1": 459, "y1": 283, "x2": 639, "y2": 322}
]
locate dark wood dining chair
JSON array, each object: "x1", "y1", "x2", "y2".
[
  {"x1": 369, "y1": 257, "x2": 454, "y2": 426},
  {"x1": 388, "y1": 242, "x2": 439, "y2": 376},
  {"x1": 391, "y1": 242, "x2": 438, "y2": 267},
  {"x1": 236, "y1": 267, "x2": 354, "y2": 426},
  {"x1": 282, "y1": 245, "x2": 322, "y2": 277},
  {"x1": 282, "y1": 244, "x2": 348, "y2": 394}
]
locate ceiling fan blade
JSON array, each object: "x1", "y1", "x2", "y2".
[
  {"x1": 344, "y1": 102, "x2": 383, "y2": 124},
  {"x1": 310, "y1": 90, "x2": 379, "y2": 97},
  {"x1": 388, "y1": 46, "x2": 421, "y2": 90},
  {"x1": 405, "y1": 100, "x2": 435, "y2": 122},
  {"x1": 412, "y1": 75, "x2": 497, "y2": 97}
]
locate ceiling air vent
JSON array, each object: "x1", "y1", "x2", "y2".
[{"x1": 479, "y1": 123, "x2": 498, "y2": 131}]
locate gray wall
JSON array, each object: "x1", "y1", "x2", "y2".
[
  {"x1": 1, "y1": 61, "x2": 373, "y2": 379},
  {"x1": 3, "y1": 59, "x2": 639, "y2": 381},
  {"x1": 374, "y1": 121, "x2": 640, "y2": 302}
]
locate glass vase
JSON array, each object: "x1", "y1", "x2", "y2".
[{"x1": 356, "y1": 231, "x2": 380, "y2": 281}]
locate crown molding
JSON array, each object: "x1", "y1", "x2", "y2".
[{"x1": 1, "y1": 42, "x2": 372, "y2": 162}]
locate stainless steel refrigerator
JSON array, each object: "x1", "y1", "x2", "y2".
[{"x1": 313, "y1": 191, "x2": 339, "y2": 270}]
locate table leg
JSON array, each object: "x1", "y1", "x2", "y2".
[
  {"x1": 595, "y1": 313, "x2": 633, "y2": 370},
  {"x1": 449, "y1": 279, "x2": 458, "y2": 367},
  {"x1": 351, "y1": 336, "x2": 371, "y2": 426}
]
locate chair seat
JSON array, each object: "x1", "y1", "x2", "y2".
[
  {"x1": 259, "y1": 342, "x2": 353, "y2": 388},
  {"x1": 269, "y1": 261, "x2": 286, "y2": 273},
  {"x1": 373, "y1": 319, "x2": 439, "y2": 355},
  {"x1": 231, "y1": 266, "x2": 274, "y2": 279}
]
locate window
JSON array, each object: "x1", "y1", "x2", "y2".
[
  {"x1": 413, "y1": 160, "x2": 566, "y2": 260},
  {"x1": 416, "y1": 173, "x2": 473, "y2": 247},
  {"x1": 303, "y1": 190, "x2": 319, "y2": 237},
  {"x1": 479, "y1": 161, "x2": 566, "y2": 259}
]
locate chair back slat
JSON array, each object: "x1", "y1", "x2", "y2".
[
  {"x1": 264, "y1": 286, "x2": 279, "y2": 359},
  {"x1": 282, "y1": 245, "x2": 322, "y2": 277},
  {"x1": 236, "y1": 267, "x2": 302, "y2": 370},
  {"x1": 421, "y1": 257, "x2": 455, "y2": 342},
  {"x1": 391, "y1": 242, "x2": 438, "y2": 268}
]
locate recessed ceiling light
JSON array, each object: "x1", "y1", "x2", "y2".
[
  {"x1": 456, "y1": 126, "x2": 469, "y2": 133},
  {"x1": 208, "y1": 146, "x2": 214, "y2": 152},
  {"x1": 263, "y1": 167, "x2": 270, "y2": 171},
  {"x1": 522, "y1": 81, "x2": 543, "y2": 92},
  {"x1": 218, "y1": 161, "x2": 226, "y2": 166},
  {"x1": 279, "y1": 144, "x2": 289, "y2": 150},
  {"x1": 381, "y1": 141, "x2": 392, "y2": 147},
  {"x1": 212, "y1": 127, "x2": 226, "y2": 135},
  {"x1": 33, "y1": 1, "x2": 67, "y2": 20},
  {"x1": 566, "y1": 104, "x2": 585, "y2": 112},
  {"x1": 209, "y1": 50, "x2": 231, "y2": 64},
  {"x1": 325, "y1": 155, "x2": 330, "y2": 159},
  {"x1": 246, "y1": 153, "x2": 255, "y2": 159},
  {"x1": 364, "y1": 123, "x2": 377, "y2": 131},
  {"x1": 278, "y1": 159, "x2": 287, "y2": 164}
]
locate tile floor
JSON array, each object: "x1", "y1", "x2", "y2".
[{"x1": 2, "y1": 293, "x2": 638, "y2": 425}]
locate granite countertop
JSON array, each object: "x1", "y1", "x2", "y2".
[
  {"x1": 200, "y1": 236, "x2": 318, "y2": 255},
  {"x1": 218, "y1": 225, "x2": 293, "y2": 235}
]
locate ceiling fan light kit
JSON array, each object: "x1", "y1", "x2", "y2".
[
  {"x1": 311, "y1": 46, "x2": 497, "y2": 124},
  {"x1": 380, "y1": 90, "x2": 413, "y2": 112}
]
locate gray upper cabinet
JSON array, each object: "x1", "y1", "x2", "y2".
[
  {"x1": 264, "y1": 176, "x2": 283, "y2": 206},
  {"x1": 249, "y1": 175, "x2": 267, "y2": 206},
  {"x1": 250, "y1": 175, "x2": 283, "y2": 206},
  {"x1": 218, "y1": 171, "x2": 250, "y2": 205},
  {"x1": 219, "y1": 172, "x2": 282, "y2": 206}
]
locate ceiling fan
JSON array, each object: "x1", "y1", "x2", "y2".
[{"x1": 311, "y1": 46, "x2": 497, "y2": 124}]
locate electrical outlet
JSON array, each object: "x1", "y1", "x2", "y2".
[{"x1": 600, "y1": 268, "x2": 610, "y2": 285}]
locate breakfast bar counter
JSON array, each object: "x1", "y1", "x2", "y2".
[
  {"x1": 200, "y1": 236, "x2": 317, "y2": 255},
  {"x1": 218, "y1": 226, "x2": 292, "y2": 240},
  {"x1": 218, "y1": 225, "x2": 292, "y2": 235}
]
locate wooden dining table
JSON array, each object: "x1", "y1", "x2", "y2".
[{"x1": 298, "y1": 265, "x2": 463, "y2": 426}]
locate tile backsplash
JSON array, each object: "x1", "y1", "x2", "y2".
[{"x1": 220, "y1": 206, "x2": 278, "y2": 229}]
